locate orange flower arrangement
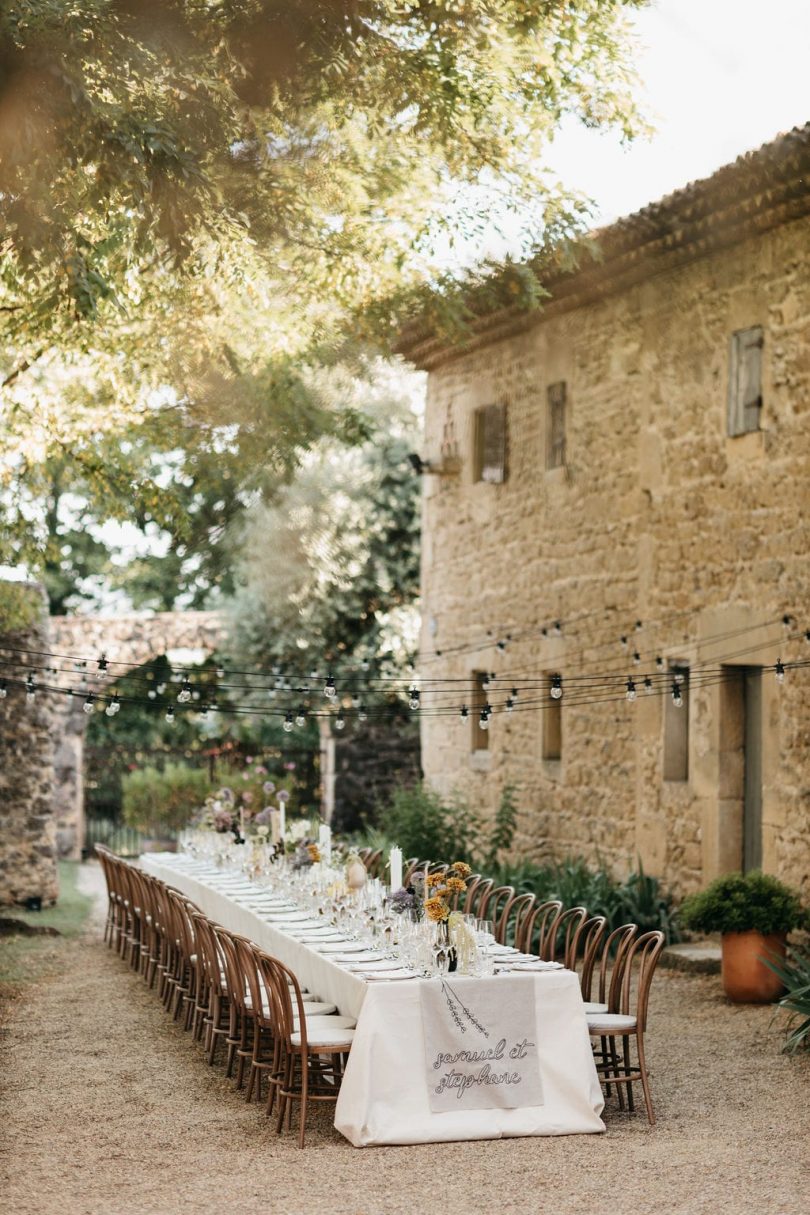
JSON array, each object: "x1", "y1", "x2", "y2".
[
  {"x1": 422, "y1": 862, "x2": 469, "y2": 921},
  {"x1": 425, "y1": 895, "x2": 450, "y2": 923},
  {"x1": 306, "y1": 843, "x2": 321, "y2": 863}
]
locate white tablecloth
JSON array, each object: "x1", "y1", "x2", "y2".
[{"x1": 141, "y1": 853, "x2": 604, "y2": 1146}]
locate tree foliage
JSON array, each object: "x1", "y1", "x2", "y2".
[
  {"x1": 229, "y1": 361, "x2": 422, "y2": 676},
  {"x1": 0, "y1": 1, "x2": 647, "y2": 576}
]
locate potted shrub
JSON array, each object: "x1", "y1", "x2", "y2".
[
  {"x1": 680, "y1": 871, "x2": 807, "y2": 1003},
  {"x1": 122, "y1": 763, "x2": 211, "y2": 851}
]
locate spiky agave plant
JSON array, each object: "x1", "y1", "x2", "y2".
[{"x1": 764, "y1": 946, "x2": 810, "y2": 1053}]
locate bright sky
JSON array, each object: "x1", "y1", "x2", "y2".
[{"x1": 547, "y1": 0, "x2": 810, "y2": 226}]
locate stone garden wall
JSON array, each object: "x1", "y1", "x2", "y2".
[
  {"x1": 0, "y1": 583, "x2": 59, "y2": 906},
  {"x1": 49, "y1": 610, "x2": 225, "y2": 858}
]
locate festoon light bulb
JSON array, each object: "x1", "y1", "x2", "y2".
[
  {"x1": 626, "y1": 678, "x2": 637, "y2": 702},
  {"x1": 550, "y1": 674, "x2": 563, "y2": 700}
]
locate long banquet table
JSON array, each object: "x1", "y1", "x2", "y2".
[{"x1": 142, "y1": 852, "x2": 605, "y2": 1146}]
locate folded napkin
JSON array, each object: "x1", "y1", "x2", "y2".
[{"x1": 503, "y1": 960, "x2": 564, "y2": 971}]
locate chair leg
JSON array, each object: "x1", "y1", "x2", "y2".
[
  {"x1": 298, "y1": 1054, "x2": 309, "y2": 1149},
  {"x1": 276, "y1": 1056, "x2": 292, "y2": 1134},
  {"x1": 600, "y1": 1035, "x2": 611, "y2": 1097},
  {"x1": 623, "y1": 1036, "x2": 635, "y2": 1112},
  {"x1": 637, "y1": 1031, "x2": 655, "y2": 1125}
]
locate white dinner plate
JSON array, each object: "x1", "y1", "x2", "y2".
[
  {"x1": 361, "y1": 970, "x2": 419, "y2": 981},
  {"x1": 315, "y1": 942, "x2": 368, "y2": 954}
]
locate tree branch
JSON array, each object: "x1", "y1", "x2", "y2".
[{"x1": 1, "y1": 349, "x2": 45, "y2": 389}]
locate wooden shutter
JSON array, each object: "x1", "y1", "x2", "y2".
[
  {"x1": 728, "y1": 327, "x2": 763, "y2": 436},
  {"x1": 547, "y1": 381, "x2": 567, "y2": 469},
  {"x1": 475, "y1": 403, "x2": 507, "y2": 483}
]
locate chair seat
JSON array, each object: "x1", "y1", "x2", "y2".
[
  {"x1": 299, "y1": 1000, "x2": 338, "y2": 1017},
  {"x1": 587, "y1": 1013, "x2": 637, "y2": 1033},
  {"x1": 583, "y1": 1001, "x2": 608, "y2": 1014},
  {"x1": 295, "y1": 1015, "x2": 356, "y2": 1031},
  {"x1": 246, "y1": 995, "x2": 338, "y2": 1017},
  {"x1": 291, "y1": 1026, "x2": 355, "y2": 1048}
]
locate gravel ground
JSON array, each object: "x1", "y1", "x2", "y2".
[{"x1": 1, "y1": 866, "x2": 808, "y2": 1215}]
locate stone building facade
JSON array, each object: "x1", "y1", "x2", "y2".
[
  {"x1": 401, "y1": 126, "x2": 810, "y2": 898},
  {"x1": 0, "y1": 584, "x2": 59, "y2": 906}
]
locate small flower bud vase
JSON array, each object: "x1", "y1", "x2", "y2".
[{"x1": 433, "y1": 919, "x2": 457, "y2": 974}]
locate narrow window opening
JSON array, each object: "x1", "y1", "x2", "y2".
[
  {"x1": 471, "y1": 670, "x2": 490, "y2": 752},
  {"x1": 547, "y1": 381, "x2": 567, "y2": 469},
  {"x1": 542, "y1": 675, "x2": 562, "y2": 761},
  {"x1": 663, "y1": 663, "x2": 689, "y2": 782}
]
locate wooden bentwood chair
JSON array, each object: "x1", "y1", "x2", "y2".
[
  {"x1": 586, "y1": 929, "x2": 665, "y2": 1124},
  {"x1": 253, "y1": 948, "x2": 355, "y2": 1147}
]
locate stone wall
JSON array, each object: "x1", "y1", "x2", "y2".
[
  {"x1": 49, "y1": 610, "x2": 226, "y2": 858},
  {"x1": 417, "y1": 214, "x2": 810, "y2": 899},
  {"x1": 0, "y1": 584, "x2": 59, "y2": 906}
]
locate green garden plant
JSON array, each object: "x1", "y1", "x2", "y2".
[
  {"x1": 121, "y1": 763, "x2": 211, "y2": 838},
  {"x1": 380, "y1": 784, "x2": 483, "y2": 864},
  {"x1": 680, "y1": 871, "x2": 806, "y2": 936},
  {"x1": 765, "y1": 946, "x2": 810, "y2": 1053}
]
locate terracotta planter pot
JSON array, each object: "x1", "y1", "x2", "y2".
[{"x1": 721, "y1": 930, "x2": 786, "y2": 1002}]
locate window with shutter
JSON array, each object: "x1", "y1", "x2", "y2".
[
  {"x1": 473, "y1": 403, "x2": 507, "y2": 483},
  {"x1": 728, "y1": 326, "x2": 763, "y2": 436},
  {"x1": 547, "y1": 381, "x2": 567, "y2": 469}
]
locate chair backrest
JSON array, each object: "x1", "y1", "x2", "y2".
[
  {"x1": 596, "y1": 922, "x2": 638, "y2": 1010},
  {"x1": 214, "y1": 925, "x2": 248, "y2": 1014},
  {"x1": 619, "y1": 930, "x2": 665, "y2": 1031},
  {"x1": 498, "y1": 892, "x2": 536, "y2": 948},
  {"x1": 192, "y1": 913, "x2": 228, "y2": 998},
  {"x1": 167, "y1": 888, "x2": 196, "y2": 963},
  {"x1": 253, "y1": 948, "x2": 308, "y2": 1051},
  {"x1": 117, "y1": 859, "x2": 141, "y2": 918},
  {"x1": 479, "y1": 885, "x2": 515, "y2": 939},
  {"x1": 94, "y1": 844, "x2": 116, "y2": 899},
  {"x1": 232, "y1": 932, "x2": 266, "y2": 1020},
  {"x1": 549, "y1": 905, "x2": 589, "y2": 968},
  {"x1": 366, "y1": 849, "x2": 384, "y2": 878},
  {"x1": 517, "y1": 899, "x2": 562, "y2": 956},
  {"x1": 464, "y1": 877, "x2": 494, "y2": 920},
  {"x1": 577, "y1": 915, "x2": 608, "y2": 1000},
  {"x1": 402, "y1": 858, "x2": 421, "y2": 885}
]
